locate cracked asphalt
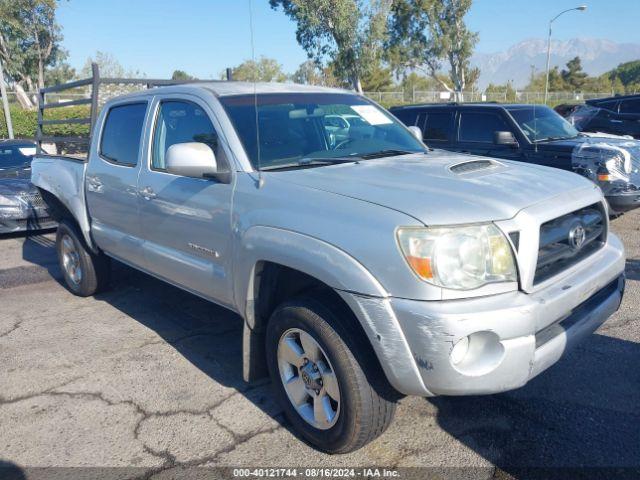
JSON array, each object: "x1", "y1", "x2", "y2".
[{"x1": 0, "y1": 210, "x2": 638, "y2": 479}]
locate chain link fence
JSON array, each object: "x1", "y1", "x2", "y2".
[{"x1": 363, "y1": 90, "x2": 631, "y2": 106}]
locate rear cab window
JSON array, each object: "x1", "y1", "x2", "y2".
[
  {"x1": 99, "y1": 102, "x2": 148, "y2": 166},
  {"x1": 417, "y1": 111, "x2": 454, "y2": 142},
  {"x1": 619, "y1": 99, "x2": 640, "y2": 115}
]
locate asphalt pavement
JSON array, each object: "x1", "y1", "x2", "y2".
[{"x1": 0, "y1": 210, "x2": 638, "y2": 479}]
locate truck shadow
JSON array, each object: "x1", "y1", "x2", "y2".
[
  {"x1": 0, "y1": 460, "x2": 25, "y2": 480},
  {"x1": 626, "y1": 259, "x2": 640, "y2": 281},
  {"x1": 427, "y1": 333, "x2": 640, "y2": 478},
  {"x1": 89, "y1": 261, "x2": 291, "y2": 433}
]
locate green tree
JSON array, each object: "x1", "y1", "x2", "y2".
[
  {"x1": 361, "y1": 62, "x2": 393, "y2": 91},
  {"x1": 607, "y1": 60, "x2": 640, "y2": 92},
  {"x1": 291, "y1": 60, "x2": 325, "y2": 85},
  {"x1": 269, "y1": 0, "x2": 392, "y2": 93},
  {"x1": 399, "y1": 72, "x2": 437, "y2": 92},
  {"x1": 81, "y1": 51, "x2": 123, "y2": 77},
  {"x1": 171, "y1": 70, "x2": 196, "y2": 81},
  {"x1": 387, "y1": 0, "x2": 479, "y2": 101},
  {"x1": 80, "y1": 51, "x2": 145, "y2": 78},
  {"x1": 228, "y1": 56, "x2": 287, "y2": 82},
  {"x1": 485, "y1": 81, "x2": 516, "y2": 102},
  {"x1": 561, "y1": 56, "x2": 588, "y2": 91},
  {"x1": 526, "y1": 67, "x2": 567, "y2": 92},
  {"x1": 44, "y1": 61, "x2": 74, "y2": 85},
  {"x1": 0, "y1": 0, "x2": 67, "y2": 108}
]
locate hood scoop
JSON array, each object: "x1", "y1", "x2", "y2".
[{"x1": 449, "y1": 159, "x2": 501, "y2": 175}]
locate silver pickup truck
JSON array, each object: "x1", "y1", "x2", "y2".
[{"x1": 31, "y1": 82, "x2": 626, "y2": 453}]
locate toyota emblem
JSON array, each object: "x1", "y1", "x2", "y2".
[{"x1": 569, "y1": 224, "x2": 586, "y2": 250}]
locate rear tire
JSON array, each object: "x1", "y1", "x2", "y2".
[
  {"x1": 56, "y1": 220, "x2": 110, "y2": 297},
  {"x1": 266, "y1": 293, "x2": 396, "y2": 453}
]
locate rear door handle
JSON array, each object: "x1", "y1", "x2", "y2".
[{"x1": 140, "y1": 186, "x2": 157, "y2": 200}]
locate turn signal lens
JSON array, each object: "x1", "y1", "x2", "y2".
[{"x1": 406, "y1": 256, "x2": 433, "y2": 280}]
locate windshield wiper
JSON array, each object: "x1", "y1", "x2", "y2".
[
  {"x1": 357, "y1": 149, "x2": 416, "y2": 160},
  {"x1": 535, "y1": 135, "x2": 578, "y2": 142},
  {"x1": 260, "y1": 157, "x2": 360, "y2": 171}
]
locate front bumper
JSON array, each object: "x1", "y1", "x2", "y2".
[
  {"x1": 605, "y1": 189, "x2": 640, "y2": 213},
  {"x1": 0, "y1": 205, "x2": 57, "y2": 233},
  {"x1": 340, "y1": 234, "x2": 625, "y2": 397}
]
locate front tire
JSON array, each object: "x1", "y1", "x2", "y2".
[
  {"x1": 56, "y1": 220, "x2": 110, "y2": 297},
  {"x1": 266, "y1": 294, "x2": 396, "y2": 453}
]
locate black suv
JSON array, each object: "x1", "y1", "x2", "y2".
[
  {"x1": 390, "y1": 103, "x2": 640, "y2": 213},
  {"x1": 562, "y1": 94, "x2": 640, "y2": 139}
]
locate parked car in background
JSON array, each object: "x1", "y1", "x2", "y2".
[
  {"x1": 390, "y1": 103, "x2": 640, "y2": 214},
  {"x1": 0, "y1": 140, "x2": 56, "y2": 233},
  {"x1": 559, "y1": 94, "x2": 640, "y2": 139},
  {"x1": 32, "y1": 79, "x2": 625, "y2": 453},
  {"x1": 554, "y1": 103, "x2": 580, "y2": 118}
]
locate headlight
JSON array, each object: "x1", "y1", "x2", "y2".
[
  {"x1": 397, "y1": 224, "x2": 517, "y2": 290},
  {"x1": 0, "y1": 194, "x2": 19, "y2": 207},
  {"x1": 604, "y1": 151, "x2": 632, "y2": 177}
]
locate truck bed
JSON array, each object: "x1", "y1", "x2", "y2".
[{"x1": 31, "y1": 155, "x2": 93, "y2": 247}]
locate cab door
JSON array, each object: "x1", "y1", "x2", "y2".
[
  {"x1": 137, "y1": 95, "x2": 235, "y2": 307},
  {"x1": 85, "y1": 101, "x2": 149, "y2": 267}
]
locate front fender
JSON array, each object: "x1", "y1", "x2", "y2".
[{"x1": 234, "y1": 226, "x2": 388, "y2": 319}]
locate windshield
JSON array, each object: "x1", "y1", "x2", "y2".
[
  {"x1": 220, "y1": 93, "x2": 426, "y2": 170},
  {"x1": 0, "y1": 145, "x2": 35, "y2": 169},
  {"x1": 506, "y1": 106, "x2": 579, "y2": 142}
]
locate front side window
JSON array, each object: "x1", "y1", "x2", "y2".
[
  {"x1": 220, "y1": 93, "x2": 426, "y2": 170},
  {"x1": 459, "y1": 112, "x2": 512, "y2": 143},
  {"x1": 152, "y1": 100, "x2": 224, "y2": 172},
  {"x1": 506, "y1": 106, "x2": 579, "y2": 142},
  {"x1": 100, "y1": 103, "x2": 147, "y2": 166}
]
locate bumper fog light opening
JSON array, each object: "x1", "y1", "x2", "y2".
[{"x1": 450, "y1": 336, "x2": 470, "y2": 365}]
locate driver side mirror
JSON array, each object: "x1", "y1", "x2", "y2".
[
  {"x1": 494, "y1": 131, "x2": 519, "y2": 148},
  {"x1": 165, "y1": 142, "x2": 229, "y2": 183},
  {"x1": 408, "y1": 126, "x2": 423, "y2": 141}
]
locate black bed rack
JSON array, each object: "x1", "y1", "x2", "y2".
[{"x1": 36, "y1": 63, "x2": 222, "y2": 157}]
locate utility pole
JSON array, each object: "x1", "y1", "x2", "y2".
[{"x1": 0, "y1": 56, "x2": 14, "y2": 139}]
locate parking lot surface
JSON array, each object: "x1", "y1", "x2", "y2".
[{"x1": 0, "y1": 211, "x2": 639, "y2": 479}]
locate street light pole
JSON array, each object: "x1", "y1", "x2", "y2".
[{"x1": 544, "y1": 5, "x2": 587, "y2": 104}]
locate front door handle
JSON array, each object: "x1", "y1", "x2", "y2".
[{"x1": 140, "y1": 186, "x2": 157, "y2": 200}]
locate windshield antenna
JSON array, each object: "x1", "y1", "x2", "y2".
[
  {"x1": 534, "y1": 95, "x2": 538, "y2": 153},
  {"x1": 248, "y1": 0, "x2": 264, "y2": 188}
]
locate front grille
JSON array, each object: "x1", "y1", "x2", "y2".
[
  {"x1": 19, "y1": 193, "x2": 46, "y2": 208},
  {"x1": 534, "y1": 203, "x2": 606, "y2": 284}
]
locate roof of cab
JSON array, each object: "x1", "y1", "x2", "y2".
[
  {"x1": 389, "y1": 103, "x2": 547, "y2": 111},
  {"x1": 201, "y1": 81, "x2": 350, "y2": 96},
  {"x1": 105, "y1": 81, "x2": 352, "y2": 103},
  {"x1": 0, "y1": 139, "x2": 36, "y2": 147}
]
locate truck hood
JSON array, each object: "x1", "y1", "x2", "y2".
[
  {"x1": 0, "y1": 177, "x2": 35, "y2": 196},
  {"x1": 274, "y1": 151, "x2": 594, "y2": 225}
]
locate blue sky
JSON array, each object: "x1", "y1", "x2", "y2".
[{"x1": 57, "y1": 0, "x2": 640, "y2": 79}]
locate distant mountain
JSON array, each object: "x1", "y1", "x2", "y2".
[{"x1": 472, "y1": 38, "x2": 640, "y2": 89}]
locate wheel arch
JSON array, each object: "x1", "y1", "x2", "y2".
[{"x1": 235, "y1": 226, "x2": 403, "y2": 387}]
